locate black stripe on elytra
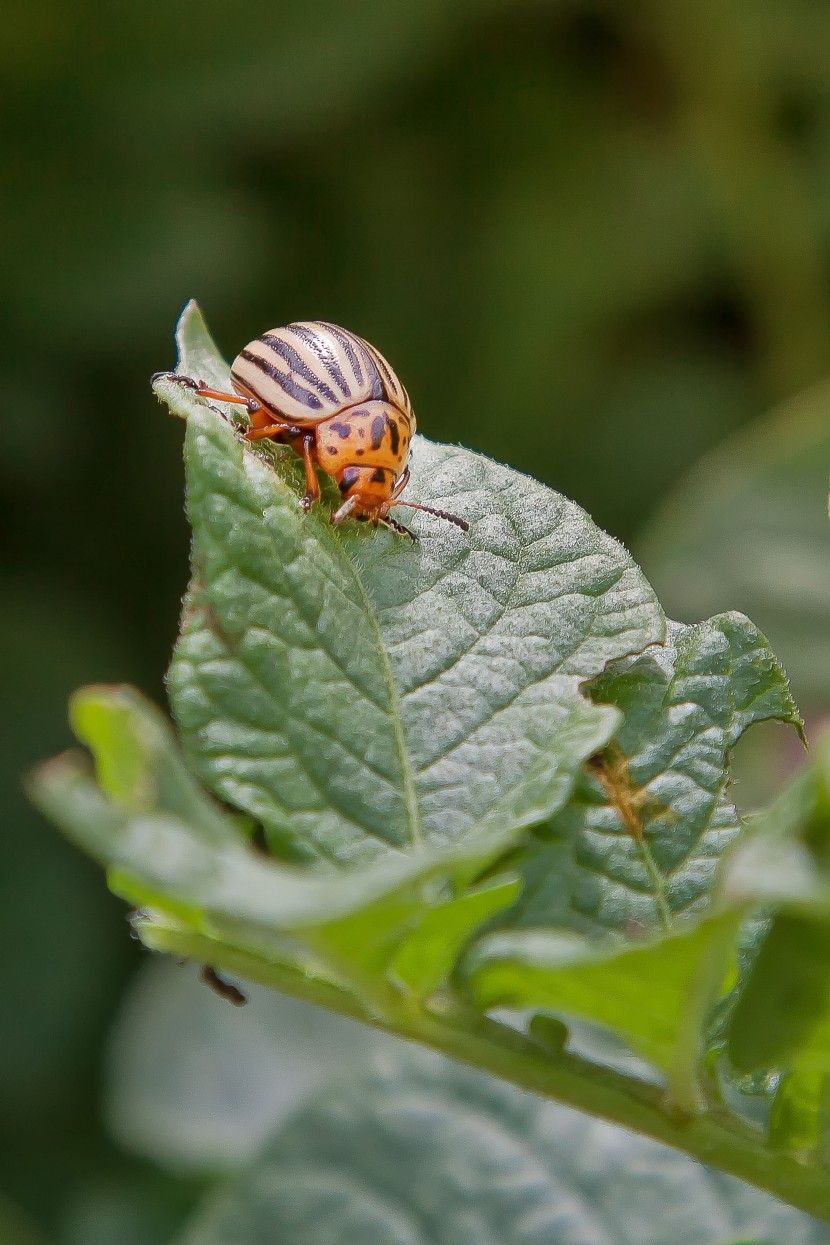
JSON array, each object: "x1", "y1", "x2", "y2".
[
  {"x1": 238, "y1": 350, "x2": 323, "y2": 409},
  {"x1": 353, "y1": 338, "x2": 385, "y2": 400},
  {"x1": 370, "y1": 414, "x2": 386, "y2": 449},
  {"x1": 260, "y1": 334, "x2": 339, "y2": 404},
  {"x1": 319, "y1": 322, "x2": 364, "y2": 388},
  {"x1": 368, "y1": 343, "x2": 396, "y2": 392},
  {"x1": 283, "y1": 324, "x2": 351, "y2": 399}
]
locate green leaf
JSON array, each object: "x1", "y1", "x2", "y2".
[
  {"x1": 105, "y1": 958, "x2": 406, "y2": 1171},
  {"x1": 28, "y1": 687, "x2": 521, "y2": 999},
  {"x1": 175, "y1": 1050, "x2": 830, "y2": 1245},
  {"x1": 639, "y1": 382, "x2": 830, "y2": 710},
  {"x1": 158, "y1": 302, "x2": 665, "y2": 865},
  {"x1": 501, "y1": 613, "x2": 801, "y2": 937},
  {"x1": 466, "y1": 732, "x2": 814, "y2": 1116},
  {"x1": 770, "y1": 1069, "x2": 830, "y2": 1158},
  {"x1": 29, "y1": 683, "x2": 830, "y2": 1216},
  {"x1": 70, "y1": 683, "x2": 236, "y2": 845},
  {"x1": 727, "y1": 741, "x2": 830, "y2": 1081},
  {"x1": 388, "y1": 874, "x2": 521, "y2": 995},
  {"x1": 730, "y1": 915, "x2": 830, "y2": 1074},
  {"x1": 465, "y1": 912, "x2": 741, "y2": 1112}
]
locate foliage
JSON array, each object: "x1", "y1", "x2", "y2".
[
  {"x1": 640, "y1": 380, "x2": 830, "y2": 711},
  {"x1": 10, "y1": 3, "x2": 830, "y2": 1238},
  {"x1": 27, "y1": 302, "x2": 830, "y2": 1240},
  {"x1": 177, "y1": 1051, "x2": 829, "y2": 1245}
]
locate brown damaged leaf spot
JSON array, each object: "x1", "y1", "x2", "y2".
[
  {"x1": 587, "y1": 746, "x2": 677, "y2": 931},
  {"x1": 587, "y1": 748, "x2": 649, "y2": 843}
]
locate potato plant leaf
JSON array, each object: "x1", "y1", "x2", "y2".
[
  {"x1": 29, "y1": 303, "x2": 830, "y2": 1221},
  {"x1": 466, "y1": 738, "x2": 821, "y2": 1114},
  {"x1": 499, "y1": 614, "x2": 801, "y2": 937},
  {"x1": 157, "y1": 301, "x2": 665, "y2": 865},
  {"x1": 29, "y1": 687, "x2": 522, "y2": 1000},
  {"x1": 176, "y1": 1051, "x2": 830, "y2": 1245},
  {"x1": 770, "y1": 1068, "x2": 830, "y2": 1158},
  {"x1": 465, "y1": 912, "x2": 741, "y2": 1111},
  {"x1": 727, "y1": 742, "x2": 830, "y2": 1096}
]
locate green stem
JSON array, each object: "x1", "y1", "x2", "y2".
[{"x1": 143, "y1": 919, "x2": 830, "y2": 1224}]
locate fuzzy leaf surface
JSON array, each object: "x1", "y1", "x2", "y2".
[
  {"x1": 500, "y1": 614, "x2": 801, "y2": 937},
  {"x1": 158, "y1": 302, "x2": 665, "y2": 864},
  {"x1": 467, "y1": 742, "x2": 827, "y2": 1111},
  {"x1": 465, "y1": 913, "x2": 739, "y2": 1104},
  {"x1": 176, "y1": 1051, "x2": 830, "y2": 1245},
  {"x1": 28, "y1": 686, "x2": 520, "y2": 995}
]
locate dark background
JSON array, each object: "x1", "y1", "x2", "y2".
[{"x1": 4, "y1": 2, "x2": 830, "y2": 1240}]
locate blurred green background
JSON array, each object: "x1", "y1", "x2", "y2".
[{"x1": 4, "y1": 1, "x2": 830, "y2": 1240}]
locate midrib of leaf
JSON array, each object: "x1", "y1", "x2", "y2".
[
  {"x1": 188, "y1": 582, "x2": 394, "y2": 839},
  {"x1": 176, "y1": 414, "x2": 423, "y2": 854},
  {"x1": 166, "y1": 305, "x2": 667, "y2": 856},
  {"x1": 591, "y1": 746, "x2": 674, "y2": 932},
  {"x1": 404, "y1": 529, "x2": 528, "y2": 782},
  {"x1": 638, "y1": 836, "x2": 673, "y2": 930},
  {"x1": 326, "y1": 519, "x2": 423, "y2": 850}
]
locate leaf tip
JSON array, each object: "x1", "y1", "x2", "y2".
[
  {"x1": 68, "y1": 682, "x2": 141, "y2": 740},
  {"x1": 24, "y1": 748, "x2": 89, "y2": 814}
]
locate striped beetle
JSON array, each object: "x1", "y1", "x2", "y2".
[{"x1": 157, "y1": 321, "x2": 468, "y2": 540}]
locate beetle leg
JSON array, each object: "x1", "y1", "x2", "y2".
[
  {"x1": 389, "y1": 499, "x2": 469, "y2": 532},
  {"x1": 299, "y1": 434, "x2": 320, "y2": 511},
  {"x1": 244, "y1": 424, "x2": 289, "y2": 442},
  {"x1": 153, "y1": 373, "x2": 261, "y2": 416},
  {"x1": 383, "y1": 514, "x2": 417, "y2": 542},
  {"x1": 391, "y1": 467, "x2": 411, "y2": 499}
]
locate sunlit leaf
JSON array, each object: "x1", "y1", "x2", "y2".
[
  {"x1": 159, "y1": 302, "x2": 665, "y2": 865},
  {"x1": 465, "y1": 912, "x2": 740, "y2": 1110},
  {"x1": 500, "y1": 614, "x2": 801, "y2": 937}
]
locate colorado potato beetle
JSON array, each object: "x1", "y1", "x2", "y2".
[{"x1": 157, "y1": 321, "x2": 468, "y2": 540}]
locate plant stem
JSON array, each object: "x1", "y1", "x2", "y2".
[{"x1": 143, "y1": 919, "x2": 830, "y2": 1224}]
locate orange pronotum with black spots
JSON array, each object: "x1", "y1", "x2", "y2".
[{"x1": 156, "y1": 320, "x2": 468, "y2": 540}]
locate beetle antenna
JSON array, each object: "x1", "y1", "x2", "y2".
[{"x1": 390, "y1": 501, "x2": 469, "y2": 532}]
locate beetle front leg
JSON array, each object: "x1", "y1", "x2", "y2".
[
  {"x1": 244, "y1": 424, "x2": 288, "y2": 441},
  {"x1": 298, "y1": 434, "x2": 321, "y2": 511},
  {"x1": 390, "y1": 467, "x2": 411, "y2": 499},
  {"x1": 383, "y1": 514, "x2": 417, "y2": 541},
  {"x1": 152, "y1": 372, "x2": 261, "y2": 416}
]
